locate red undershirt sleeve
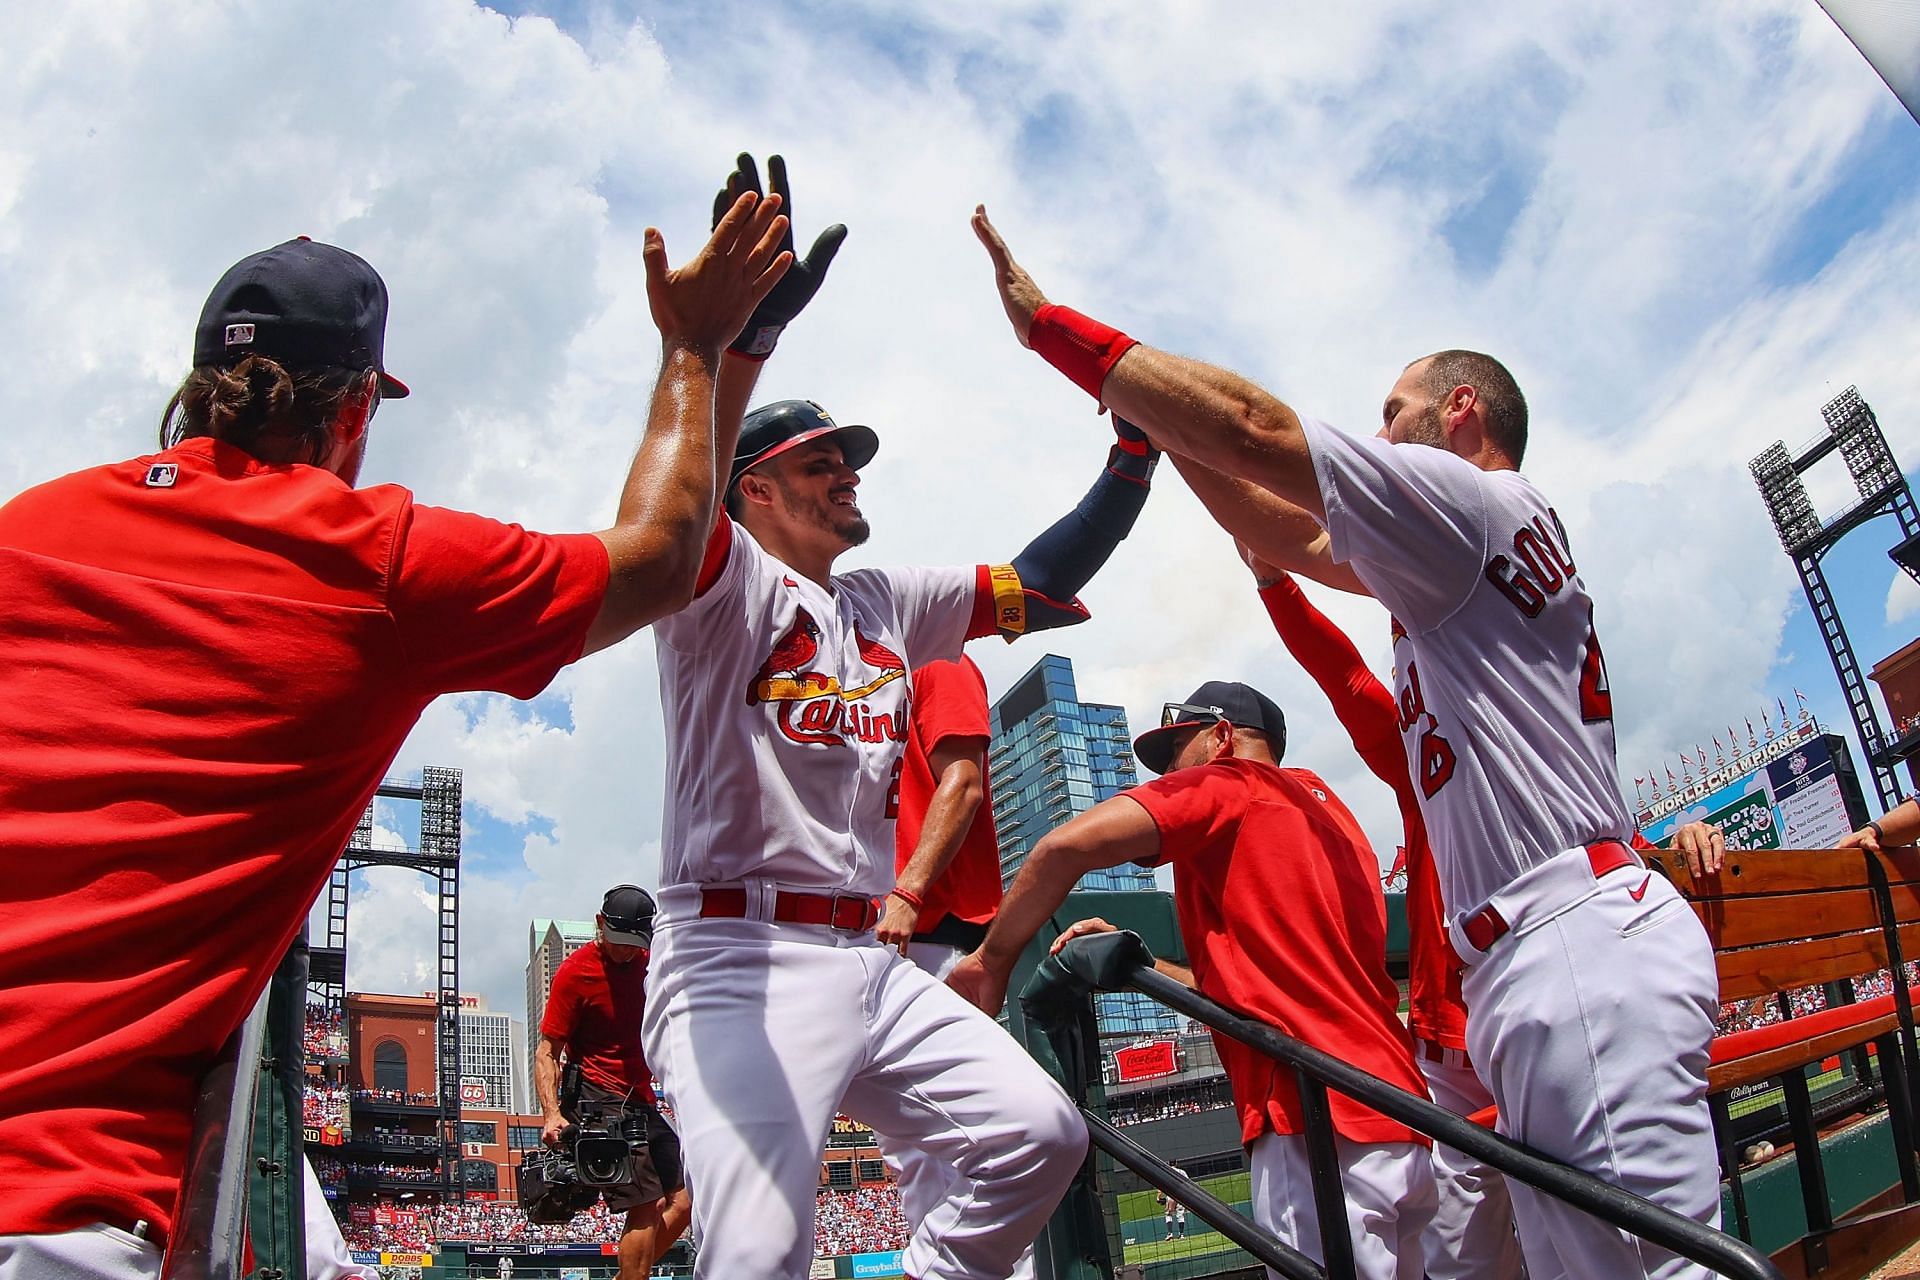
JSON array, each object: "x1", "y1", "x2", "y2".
[{"x1": 694, "y1": 516, "x2": 734, "y2": 599}]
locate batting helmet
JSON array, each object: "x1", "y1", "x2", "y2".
[{"x1": 730, "y1": 399, "x2": 878, "y2": 490}]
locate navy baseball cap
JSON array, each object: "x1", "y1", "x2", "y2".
[
  {"x1": 193, "y1": 238, "x2": 410, "y2": 398},
  {"x1": 600, "y1": 885, "x2": 657, "y2": 948},
  {"x1": 730, "y1": 400, "x2": 878, "y2": 489},
  {"x1": 1132, "y1": 680, "x2": 1288, "y2": 775}
]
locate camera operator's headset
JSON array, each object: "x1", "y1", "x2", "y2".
[{"x1": 558, "y1": 884, "x2": 658, "y2": 1123}]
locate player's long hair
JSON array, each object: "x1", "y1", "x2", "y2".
[{"x1": 159, "y1": 355, "x2": 369, "y2": 467}]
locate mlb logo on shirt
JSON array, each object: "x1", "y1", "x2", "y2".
[
  {"x1": 224, "y1": 323, "x2": 255, "y2": 347},
  {"x1": 145, "y1": 463, "x2": 178, "y2": 489}
]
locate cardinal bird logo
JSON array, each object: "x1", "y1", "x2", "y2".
[
  {"x1": 746, "y1": 609, "x2": 841, "y2": 706},
  {"x1": 744, "y1": 611, "x2": 910, "y2": 747}
]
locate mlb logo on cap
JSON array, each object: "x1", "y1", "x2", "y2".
[
  {"x1": 145, "y1": 464, "x2": 178, "y2": 488},
  {"x1": 224, "y1": 323, "x2": 255, "y2": 347}
]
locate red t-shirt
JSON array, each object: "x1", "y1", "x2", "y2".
[
  {"x1": 540, "y1": 943, "x2": 655, "y2": 1102},
  {"x1": 1258, "y1": 580, "x2": 1468, "y2": 1050},
  {"x1": 894, "y1": 658, "x2": 1003, "y2": 928},
  {"x1": 0, "y1": 438, "x2": 608, "y2": 1242},
  {"x1": 1127, "y1": 758, "x2": 1429, "y2": 1147}
]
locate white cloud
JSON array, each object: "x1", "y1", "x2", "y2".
[
  {"x1": 7, "y1": 0, "x2": 1918, "y2": 1018},
  {"x1": 1891, "y1": 568, "x2": 1920, "y2": 625}
]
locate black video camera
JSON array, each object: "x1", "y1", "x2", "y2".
[{"x1": 518, "y1": 1067, "x2": 646, "y2": 1224}]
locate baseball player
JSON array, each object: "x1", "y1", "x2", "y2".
[
  {"x1": 536, "y1": 886, "x2": 686, "y2": 1279},
  {"x1": 949, "y1": 680, "x2": 1439, "y2": 1280},
  {"x1": 639, "y1": 173, "x2": 1161, "y2": 1280},
  {"x1": 874, "y1": 655, "x2": 1035, "y2": 1280},
  {"x1": 1238, "y1": 559, "x2": 1524, "y2": 1280},
  {"x1": 971, "y1": 207, "x2": 1723, "y2": 1279},
  {"x1": 0, "y1": 194, "x2": 788, "y2": 1279}
]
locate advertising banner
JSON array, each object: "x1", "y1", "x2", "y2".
[
  {"x1": 851, "y1": 1250, "x2": 905, "y2": 1278},
  {"x1": 1640, "y1": 734, "x2": 1856, "y2": 851},
  {"x1": 1114, "y1": 1040, "x2": 1178, "y2": 1082}
]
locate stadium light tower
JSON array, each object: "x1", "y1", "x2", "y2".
[
  {"x1": 1750, "y1": 388, "x2": 1920, "y2": 810},
  {"x1": 317, "y1": 766, "x2": 467, "y2": 1203}
]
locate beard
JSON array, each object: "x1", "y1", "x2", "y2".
[
  {"x1": 775, "y1": 474, "x2": 871, "y2": 547},
  {"x1": 1399, "y1": 401, "x2": 1449, "y2": 450}
]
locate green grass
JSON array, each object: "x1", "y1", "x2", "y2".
[
  {"x1": 1115, "y1": 1170, "x2": 1249, "y2": 1224},
  {"x1": 1123, "y1": 1226, "x2": 1243, "y2": 1264}
]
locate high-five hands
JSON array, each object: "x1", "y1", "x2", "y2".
[
  {"x1": 713, "y1": 154, "x2": 848, "y2": 359},
  {"x1": 643, "y1": 191, "x2": 791, "y2": 356},
  {"x1": 972, "y1": 205, "x2": 1051, "y2": 347}
]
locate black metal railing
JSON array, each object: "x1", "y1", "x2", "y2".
[{"x1": 1025, "y1": 930, "x2": 1786, "y2": 1280}]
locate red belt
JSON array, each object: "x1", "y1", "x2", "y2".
[
  {"x1": 1460, "y1": 840, "x2": 1638, "y2": 953},
  {"x1": 699, "y1": 886, "x2": 880, "y2": 932},
  {"x1": 1417, "y1": 1038, "x2": 1471, "y2": 1070}
]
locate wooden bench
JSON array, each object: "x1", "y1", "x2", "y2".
[{"x1": 1647, "y1": 844, "x2": 1920, "y2": 1280}]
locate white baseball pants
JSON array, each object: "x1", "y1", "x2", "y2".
[
  {"x1": 1247, "y1": 1131, "x2": 1436, "y2": 1280},
  {"x1": 1418, "y1": 1049, "x2": 1528, "y2": 1280},
  {"x1": 644, "y1": 910, "x2": 1086, "y2": 1280},
  {"x1": 0, "y1": 1227, "x2": 162, "y2": 1280},
  {"x1": 883, "y1": 942, "x2": 1038, "y2": 1280},
  {"x1": 1454, "y1": 845, "x2": 1721, "y2": 1280}
]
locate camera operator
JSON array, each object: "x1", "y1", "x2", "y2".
[{"x1": 535, "y1": 886, "x2": 687, "y2": 1279}]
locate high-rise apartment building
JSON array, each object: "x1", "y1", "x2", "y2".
[
  {"x1": 988, "y1": 654, "x2": 1176, "y2": 1040},
  {"x1": 457, "y1": 993, "x2": 523, "y2": 1112},
  {"x1": 524, "y1": 918, "x2": 595, "y2": 1078}
]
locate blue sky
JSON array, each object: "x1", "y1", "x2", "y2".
[{"x1": 4, "y1": 0, "x2": 1917, "y2": 1019}]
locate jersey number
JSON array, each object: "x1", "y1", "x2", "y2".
[
  {"x1": 1579, "y1": 609, "x2": 1613, "y2": 724},
  {"x1": 884, "y1": 761, "x2": 902, "y2": 820},
  {"x1": 1398, "y1": 660, "x2": 1458, "y2": 800}
]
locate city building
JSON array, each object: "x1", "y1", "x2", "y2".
[
  {"x1": 457, "y1": 993, "x2": 524, "y2": 1113},
  {"x1": 524, "y1": 917, "x2": 595, "y2": 1078},
  {"x1": 988, "y1": 654, "x2": 1176, "y2": 1041}
]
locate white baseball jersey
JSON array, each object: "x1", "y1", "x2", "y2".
[
  {"x1": 1301, "y1": 419, "x2": 1634, "y2": 916},
  {"x1": 653, "y1": 518, "x2": 979, "y2": 897}
]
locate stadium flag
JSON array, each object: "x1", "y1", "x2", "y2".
[{"x1": 1818, "y1": 1, "x2": 1920, "y2": 125}]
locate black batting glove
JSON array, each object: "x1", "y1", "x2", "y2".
[
  {"x1": 711, "y1": 153, "x2": 848, "y2": 360},
  {"x1": 1107, "y1": 415, "x2": 1160, "y2": 487}
]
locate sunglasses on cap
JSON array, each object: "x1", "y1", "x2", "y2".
[{"x1": 1161, "y1": 702, "x2": 1227, "y2": 728}]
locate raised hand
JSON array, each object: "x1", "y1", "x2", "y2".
[
  {"x1": 644, "y1": 191, "x2": 792, "y2": 357},
  {"x1": 713, "y1": 153, "x2": 848, "y2": 359},
  {"x1": 972, "y1": 204, "x2": 1050, "y2": 347}
]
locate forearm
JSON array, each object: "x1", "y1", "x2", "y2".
[
  {"x1": 998, "y1": 429, "x2": 1156, "y2": 634},
  {"x1": 977, "y1": 840, "x2": 1102, "y2": 973},
  {"x1": 1090, "y1": 338, "x2": 1323, "y2": 516},
  {"x1": 1882, "y1": 798, "x2": 1920, "y2": 845},
  {"x1": 1154, "y1": 958, "x2": 1196, "y2": 988},
  {"x1": 1168, "y1": 452, "x2": 1366, "y2": 594},
  {"x1": 589, "y1": 341, "x2": 724, "y2": 647},
  {"x1": 896, "y1": 774, "x2": 983, "y2": 900},
  {"x1": 534, "y1": 1044, "x2": 562, "y2": 1117},
  {"x1": 711, "y1": 353, "x2": 763, "y2": 510}
]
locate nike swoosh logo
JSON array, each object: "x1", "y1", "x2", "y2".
[{"x1": 1628, "y1": 874, "x2": 1652, "y2": 903}]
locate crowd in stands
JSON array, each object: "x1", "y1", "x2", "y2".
[
  {"x1": 1111, "y1": 1097, "x2": 1228, "y2": 1127},
  {"x1": 335, "y1": 1199, "x2": 630, "y2": 1252},
  {"x1": 347, "y1": 1161, "x2": 441, "y2": 1184},
  {"x1": 304, "y1": 1082, "x2": 350, "y2": 1130},
  {"x1": 352, "y1": 1086, "x2": 439, "y2": 1106},
  {"x1": 304, "y1": 1004, "x2": 348, "y2": 1060},
  {"x1": 1710, "y1": 967, "x2": 1920, "y2": 1036},
  {"x1": 813, "y1": 1186, "x2": 909, "y2": 1256}
]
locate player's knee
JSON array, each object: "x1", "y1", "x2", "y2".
[{"x1": 1017, "y1": 1087, "x2": 1089, "y2": 1191}]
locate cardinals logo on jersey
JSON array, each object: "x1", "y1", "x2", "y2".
[{"x1": 745, "y1": 609, "x2": 908, "y2": 746}]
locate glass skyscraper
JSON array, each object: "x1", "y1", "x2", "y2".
[{"x1": 988, "y1": 654, "x2": 1177, "y2": 1040}]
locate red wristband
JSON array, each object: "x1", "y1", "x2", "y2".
[
  {"x1": 1029, "y1": 304, "x2": 1138, "y2": 401},
  {"x1": 889, "y1": 886, "x2": 925, "y2": 911}
]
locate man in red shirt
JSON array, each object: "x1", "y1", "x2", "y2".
[
  {"x1": 873, "y1": 656, "x2": 1036, "y2": 1279},
  {"x1": 537, "y1": 887, "x2": 686, "y2": 1280},
  {"x1": 0, "y1": 186, "x2": 795, "y2": 1278},
  {"x1": 950, "y1": 681, "x2": 1438, "y2": 1280}
]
